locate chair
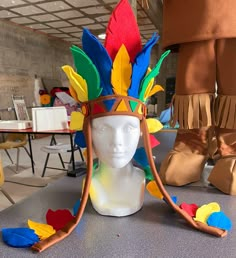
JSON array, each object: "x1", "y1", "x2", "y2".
[
  {"x1": 0, "y1": 95, "x2": 32, "y2": 172},
  {"x1": 40, "y1": 134, "x2": 84, "y2": 177},
  {"x1": 0, "y1": 157, "x2": 15, "y2": 204},
  {"x1": 0, "y1": 133, "x2": 32, "y2": 172},
  {"x1": 41, "y1": 135, "x2": 70, "y2": 177}
]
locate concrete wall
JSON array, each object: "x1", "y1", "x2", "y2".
[
  {"x1": 0, "y1": 20, "x2": 73, "y2": 120},
  {"x1": 0, "y1": 10, "x2": 178, "y2": 119},
  {"x1": 145, "y1": 0, "x2": 177, "y2": 115}
]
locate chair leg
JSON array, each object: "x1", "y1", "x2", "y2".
[
  {"x1": 16, "y1": 148, "x2": 20, "y2": 172},
  {"x1": 4, "y1": 150, "x2": 14, "y2": 164},
  {"x1": 58, "y1": 153, "x2": 65, "y2": 169},
  {"x1": 78, "y1": 147, "x2": 84, "y2": 162},
  {"x1": 41, "y1": 153, "x2": 50, "y2": 177},
  {"x1": 1, "y1": 188, "x2": 15, "y2": 204}
]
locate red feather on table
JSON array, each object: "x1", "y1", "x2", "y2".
[{"x1": 104, "y1": 0, "x2": 142, "y2": 63}]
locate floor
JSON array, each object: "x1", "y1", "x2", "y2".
[{"x1": 0, "y1": 134, "x2": 84, "y2": 211}]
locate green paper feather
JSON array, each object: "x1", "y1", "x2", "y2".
[
  {"x1": 70, "y1": 45, "x2": 102, "y2": 100},
  {"x1": 139, "y1": 50, "x2": 170, "y2": 101}
]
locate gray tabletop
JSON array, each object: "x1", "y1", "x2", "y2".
[{"x1": 0, "y1": 174, "x2": 235, "y2": 258}]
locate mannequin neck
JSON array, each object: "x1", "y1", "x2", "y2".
[{"x1": 97, "y1": 161, "x2": 134, "y2": 177}]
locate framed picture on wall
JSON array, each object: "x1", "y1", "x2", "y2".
[{"x1": 12, "y1": 95, "x2": 30, "y2": 121}]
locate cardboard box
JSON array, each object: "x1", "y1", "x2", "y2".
[
  {"x1": 0, "y1": 120, "x2": 32, "y2": 130},
  {"x1": 32, "y1": 107, "x2": 68, "y2": 131}
]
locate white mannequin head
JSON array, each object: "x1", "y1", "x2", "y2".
[{"x1": 91, "y1": 115, "x2": 141, "y2": 168}]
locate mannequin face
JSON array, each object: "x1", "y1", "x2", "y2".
[{"x1": 91, "y1": 115, "x2": 141, "y2": 168}]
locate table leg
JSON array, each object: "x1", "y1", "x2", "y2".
[{"x1": 27, "y1": 133, "x2": 35, "y2": 174}]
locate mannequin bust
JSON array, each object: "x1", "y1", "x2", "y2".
[{"x1": 90, "y1": 115, "x2": 145, "y2": 217}]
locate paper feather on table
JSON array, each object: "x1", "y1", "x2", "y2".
[
  {"x1": 28, "y1": 220, "x2": 55, "y2": 240},
  {"x1": 2, "y1": 228, "x2": 39, "y2": 248},
  {"x1": 46, "y1": 209, "x2": 75, "y2": 231}
]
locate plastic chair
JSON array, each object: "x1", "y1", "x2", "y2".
[
  {"x1": 0, "y1": 133, "x2": 32, "y2": 172},
  {"x1": 40, "y1": 134, "x2": 84, "y2": 177},
  {"x1": 0, "y1": 158, "x2": 15, "y2": 204},
  {"x1": 0, "y1": 95, "x2": 32, "y2": 172}
]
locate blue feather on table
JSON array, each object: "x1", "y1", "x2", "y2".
[
  {"x1": 128, "y1": 33, "x2": 159, "y2": 98},
  {"x1": 82, "y1": 28, "x2": 113, "y2": 96}
]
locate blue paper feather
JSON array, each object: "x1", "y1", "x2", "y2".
[
  {"x1": 207, "y1": 211, "x2": 232, "y2": 231},
  {"x1": 133, "y1": 147, "x2": 149, "y2": 167},
  {"x1": 82, "y1": 28, "x2": 113, "y2": 96},
  {"x1": 128, "y1": 33, "x2": 159, "y2": 98},
  {"x1": 2, "y1": 228, "x2": 39, "y2": 248},
  {"x1": 73, "y1": 200, "x2": 81, "y2": 216},
  {"x1": 74, "y1": 131, "x2": 86, "y2": 148}
]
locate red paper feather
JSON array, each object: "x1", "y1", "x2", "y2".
[
  {"x1": 46, "y1": 209, "x2": 75, "y2": 231},
  {"x1": 104, "y1": 0, "x2": 142, "y2": 63}
]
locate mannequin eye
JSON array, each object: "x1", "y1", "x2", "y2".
[
  {"x1": 125, "y1": 125, "x2": 138, "y2": 133},
  {"x1": 96, "y1": 126, "x2": 108, "y2": 133}
]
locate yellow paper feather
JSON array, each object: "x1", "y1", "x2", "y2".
[
  {"x1": 70, "y1": 111, "x2": 84, "y2": 131},
  {"x1": 145, "y1": 84, "x2": 164, "y2": 100},
  {"x1": 143, "y1": 68, "x2": 154, "y2": 100},
  {"x1": 111, "y1": 44, "x2": 132, "y2": 96},
  {"x1": 194, "y1": 202, "x2": 220, "y2": 224},
  {"x1": 28, "y1": 219, "x2": 56, "y2": 240},
  {"x1": 146, "y1": 180, "x2": 164, "y2": 199},
  {"x1": 146, "y1": 118, "x2": 163, "y2": 133},
  {"x1": 69, "y1": 85, "x2": 79, "y2": 102},
  {"x1": 62, "y1": 65, "x2": 88, "y2": 102}
]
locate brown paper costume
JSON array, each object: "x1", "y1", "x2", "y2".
[{"x1": 159, "y1": 0, "x2": 236, "y2": 195}]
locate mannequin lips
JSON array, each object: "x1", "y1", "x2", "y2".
[{"x1": 111, "y1": 152, "x2": 126, "y2": 157}]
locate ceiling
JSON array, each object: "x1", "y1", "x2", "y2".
[{"x1": 0, "y1": 0, "x2": 160, "y2": 46}]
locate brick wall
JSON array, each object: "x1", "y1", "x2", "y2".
[{"x1": 0, "y1": 20, "x2": 73, "y2": 120}]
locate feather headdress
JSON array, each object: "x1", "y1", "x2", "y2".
[{"x1": 62, "y1": 0, "x2": 169, "y2": 131}]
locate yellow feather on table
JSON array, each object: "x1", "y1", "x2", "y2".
[
  {"x1": 28, "y1": 220, "x2": 55, "y2": 240},
  {"x1": 62, "y1": 65, "x2": 88, "y2": 102},
  {"x1": 111, "y1": 44, "x2": 132, "y2": 96}
]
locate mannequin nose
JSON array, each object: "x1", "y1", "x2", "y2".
[{"x1": 111, "y1": 130, "x2": 123, "y2": 147}]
